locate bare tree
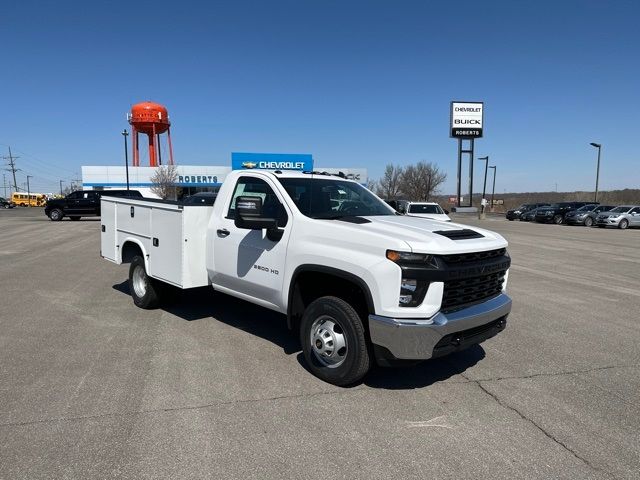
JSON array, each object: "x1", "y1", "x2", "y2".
[
  {"x1": 399, "y1": 161, "x2": 447, "y2": 201},
  {"x1": 150, "y1": 164, "x2": 179, "y2": 200},
  {"x1": 376, "y1": 164, "x2": 404, "y2": 199}
]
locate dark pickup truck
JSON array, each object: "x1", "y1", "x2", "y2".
[
  {"x1": 45, "y1": 190, "x2": 142, "y2": 221},
  {"x1": 534, "y1": 202, "x2": 595, "y2": 224}
]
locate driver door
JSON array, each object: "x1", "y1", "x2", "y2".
[{"x1": 212, "y1": 175, "x2": 292, "y2": 309}]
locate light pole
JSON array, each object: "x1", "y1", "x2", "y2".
[
  {"x1": 27, "y1": 175, "x2": 32, "y2": 207},
  {"x1": 590, "y1": 142, "x2": 601, "y2": 203},
  {"x1": 122, "y1": 129, "x2": 130, "y2": 191},
  {"x1": 478, "y1": 156, "x2": 489, "y2": 211},
  {"x1": 489, "y1": 165, "x2": 497, "y2": 210},
  {"x1": 59, "y1": 180, "x2": 65, "y2": 196}
]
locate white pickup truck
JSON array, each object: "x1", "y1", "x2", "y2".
[{"x1": 101, "y1": 170, "x2": 511, "y2": 385}]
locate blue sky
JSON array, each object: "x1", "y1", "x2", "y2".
[{"x1": 1, "y1": 0, "x2": 638, "y2": 195}]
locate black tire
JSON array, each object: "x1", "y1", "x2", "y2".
[
  {"x1": 49, "y1": 209, "x2": 63, "y2": 221},
  {"x1": 128, "y1": 256, "x2": 161, "y2": 309},
  {"x1": 300, "y1": 296, "x2": 371, "y2": 386},
  {"x1": 553, "y1": 214, "x2": 563, "y2": 225},
  {"x1": 618, "y1": 219, "x2": 629, "y2": 230},
  {"x1": 70, "y1": 216, "x2": 81, "y2": 221},
  {"x1": 584, "y1": 217, "x2": 593, "y2": 227},
  {"x1": 3, "y1": 204, "x2": 9, "y2": 209}
]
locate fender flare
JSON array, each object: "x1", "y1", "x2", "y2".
[
  {"x1": 120, "y1": 237, "x2": 150, "y2": 272},
  {"x1": 286, "y1": 264, "x2": 375, "y2": 329}
]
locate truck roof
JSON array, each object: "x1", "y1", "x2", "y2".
[{"x1": 234, "y1": 169, "x2": 361, "y2": 183}]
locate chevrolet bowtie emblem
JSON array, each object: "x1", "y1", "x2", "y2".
[{"x1": 242, "y1": 162, "x2": 257, "y2": 169}]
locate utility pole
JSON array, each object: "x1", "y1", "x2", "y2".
[
  {"x1": 3, "y1": 146, "x2": 20, "y2": 192},
  {"x1": 60, "y1": 180, "x2": 65, "y2": 196},
  {"x1": 3, "y1": 174, "x2": 7, "y2": 198},
  {"x1": 27, "y1": 175, "x2": 32, "y2": 207},
  {"x1": 122, "y1": 129, "x2": 130, "y2": 191}
]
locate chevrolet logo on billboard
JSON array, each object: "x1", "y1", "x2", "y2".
[{"x1": 242, "y1": 162, "x2": 257, "y2": 169}]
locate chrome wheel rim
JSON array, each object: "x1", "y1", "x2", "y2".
[
  {"x1": 132, "y1": 265, "x2": 147, "y2": 298},
  {"x1": 620, "y1": 221, "x2": 628, "y2": 229},
  {"x1": 310, "y1": 315, "x2": 347, "y2": 368},
  {"x1": 51, "y1": 211, "x2": 60, "y2": 220}
]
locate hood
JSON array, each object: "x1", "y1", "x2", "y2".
[
  {"x1": 357, "y1": 215, "x2": 507, "y2": 254},
  {"x1": 406, "y1": 213, "x2": 451, "y2": 221}
]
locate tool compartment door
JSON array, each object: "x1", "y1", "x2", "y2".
[
  {"x1": 100, "y1": 199, "x2": 117, "y2": 262},
  {"x1": 148, "y1": 207, "x2": 184, "y2": 287}
]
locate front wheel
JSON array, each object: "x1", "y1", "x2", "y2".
[
  {"x1": 584, "y1": 217, "x2": 593, "y2": 227},
  {"x1": 619, "y1": 219, "x2": 629, "y2": 230},
  {"x1": 128, "y1": 256, "x2": 161, "y2": 309},
  {"x1": 553, "y1": 214, "x2": 563, "y2": 225},
  {"x1": 300, "y1": 296, "x2": 371, "y2": 386},
  {"x1": 48, "y1": 209, "x2": 63, "y2": 221}
]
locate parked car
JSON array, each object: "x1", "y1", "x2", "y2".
[
  {"x1": 506, "y1": 203, "x2": 549, "y2": 221},
  {"x1": 183, "y1": 192, "x2": 217, "y2": 205},
  {"x1": 520, "y1": 207, "x2": 541, "y2": 222},
  {"x1": 534, "y1": 202, "x2": 595, "y2": 224},
  {"x1": 0, "y1": 197, "x2": 15, "y2": 209},
  {"x1": 45, "y1": 189, "x2": 143, "y2": 221},
  {"x1": 595, "y1": 205, "x2": 640, "y2": 229},
  {"x1": 565, "y1": 204, "x2": 615, "y2": 227},
  {"x1": 404, "y1": 202, "x2": 451, "y2": 221}
]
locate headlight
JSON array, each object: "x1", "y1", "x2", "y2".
[
  {"x1": 387, "y1": 250, "x2": 434, "y2": 307},
  {"x1": 386, "y1": 250, "x2": 433, "y2": 264}
]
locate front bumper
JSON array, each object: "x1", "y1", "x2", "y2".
[
  {"x1": 596, "y1": 217, "x2": 620, "y2": 226},
  {"x1": 368, "y1": 293, "x2": 511, "y2": 361}
]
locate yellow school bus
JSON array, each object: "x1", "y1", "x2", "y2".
[{"x1": 11, "y1": 192, "x2": 46, "y2": 207}]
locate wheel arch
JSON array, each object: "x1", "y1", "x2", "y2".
[
  {"x1": 120, "y1": 238, "x2": 149, "y2": 271},
  {"x1": 286, "y1": 265, "x2": 375, "y2": 331}
]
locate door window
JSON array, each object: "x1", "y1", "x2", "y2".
[{"x1": 226, "y1": 177, "x2": 288, "y2": 227}]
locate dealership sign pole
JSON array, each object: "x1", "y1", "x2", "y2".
[{"x1": 450, "y1": 102, "x2": 483, "y2": 208}]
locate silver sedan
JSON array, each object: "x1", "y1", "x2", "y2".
[{"x1": 595, "y1": 205, "x2": 640, "y2": 229}]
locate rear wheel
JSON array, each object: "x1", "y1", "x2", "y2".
[
  {"x1": 48, "y1": 209, "x2": 63, "y2": 221},
  {"x1": 619, "y1": 219, "x2": 629, "y2": 230},
  {"x1": 300, "y1": 296, "x2": 371, "y2": 386},
  {"x1": 128, "y1": 256, "x2": 161, "y2": 309},
  {"x1": 553, "y1": 214, "x2": 563, "y2": 225},
  {"x1": 584, "y1": 217, "x2": 593, "y2": 227}
]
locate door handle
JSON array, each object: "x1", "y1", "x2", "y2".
[{"x1": 217, "y1": 228, "x2": 230, "y2": 237}]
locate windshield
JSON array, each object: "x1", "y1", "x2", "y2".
[
  {"x1": 277, "y1": 177, "x2": 396, "y2": 219},
  {"x1": 408, "y1": 204, "x2": 444, "y2": 214},
  {"x1": 577, "y1": 205, "x2": 596, "y2": 212},
  {"x1": 610, "y1": 207, "x2": 630, "y2": 213}
]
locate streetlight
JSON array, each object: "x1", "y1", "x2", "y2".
[
  {"x1": 27, "y1": 175, "x2": 32, "y2": 207},
  {"x1": 590, "y1": 142, "x2": 601, "y2": 203},
  {"x1": 489, "y1": 165, "x2": 497, "y2": 210},
  {"x1": 122, "y1": 129, "x2": 130, "y2": 191},
  {"x1": 478, "y1": 156, "x2": 489, "y2": 212}
]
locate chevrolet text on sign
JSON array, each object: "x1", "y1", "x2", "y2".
[{"x1": 450, "y1": 101, "x2": 483, "y2": 138}]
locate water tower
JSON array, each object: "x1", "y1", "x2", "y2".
[{"x1": 128, "y1": 101, "x2": 174, "y2": 167}]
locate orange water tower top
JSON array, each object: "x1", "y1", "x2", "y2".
[
  {"x1": 128, "y1": 101, "x2": 174, "y2": 167},
  {"x1": 129, "y1": 101, "x2": 170, "y2": 134}
]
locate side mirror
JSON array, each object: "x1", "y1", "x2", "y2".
[{"x1": 234, "y1": 196, "x2": 280, "y2": 232}]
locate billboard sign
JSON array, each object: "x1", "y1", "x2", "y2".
[
  {"x1": 231, "y1": 152, "x2": 313, "y2": 171},
  {"x1": 450, "y1": 101, "x2": 483, "y2": 138}
]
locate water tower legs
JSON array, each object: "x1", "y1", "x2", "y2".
[{"x1": 167, "y1": 127, "x2": 174, "y2": 165}]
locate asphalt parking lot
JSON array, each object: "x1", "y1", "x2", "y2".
[{"x1": 1, "y1": 207, "x2": 638, "y2": 479}]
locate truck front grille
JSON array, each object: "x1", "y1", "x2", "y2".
[{"x1": 442, "y1": 270, "x2": 507, "y2": 311}]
